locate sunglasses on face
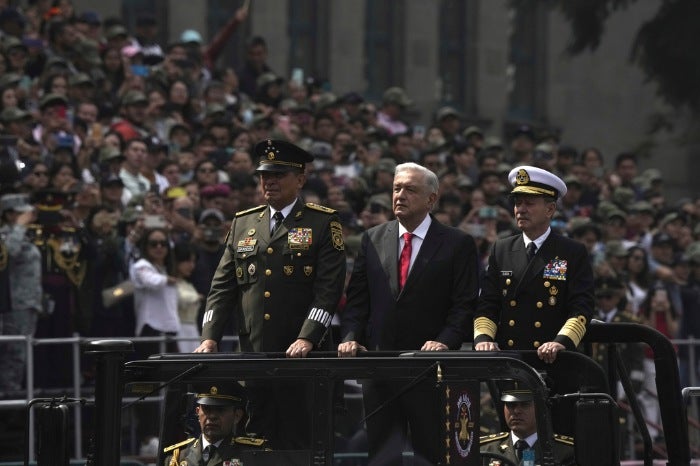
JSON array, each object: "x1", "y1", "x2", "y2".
[{"x1": 148, "y1": 240, "x2": 168, "y2": 248}]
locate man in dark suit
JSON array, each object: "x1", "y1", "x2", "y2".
[
  {"x1": 195, "y1": 139, "x2": 346, "y2": 449},
  {"x1": 339, "y1": 162, "x2": 479, "y2": 465},
  {"x1": 474, "y1": 165, "x2": 594, "y2": 363},
  {"x1": 163, "y1": 383, "x2": 267, "y2": 466},
  {"x1": 480, "y1": 388, "x2": 575, "y2": 465}
]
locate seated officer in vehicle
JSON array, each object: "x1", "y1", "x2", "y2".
[
  {"x1": 480, "y1": 387, "x2": 574, "y2": 465},
  {"x1": 164, "y1": 383, "x2": 267, "y2": 466}
]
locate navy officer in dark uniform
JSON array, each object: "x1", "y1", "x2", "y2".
[
  {"x1": 194, "y1": 139, "x2": 346, "y2": 449},
  {"x1": 163, "y1": 383, "x2": 266, "y2": 466},
  {"x1": 474, "y1": 165, "x2": 594, "y2": 363}
]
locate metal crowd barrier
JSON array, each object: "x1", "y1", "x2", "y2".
[{"x1": 0, "y1": 333, "x2": 699, "y2": 463}]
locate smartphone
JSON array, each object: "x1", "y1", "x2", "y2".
[
  {"x1": 478, "y1": 206, "x2": 498, "y2": 219},
  {"x1": 130, "y1": 64, "x2": 150, "y2": 77},
  {"x1": 143, "y1": 214, "x2": 167, "y2": 229},
  {"x1": 413, "y1": 125, "x2": 426, "y2": 140}
]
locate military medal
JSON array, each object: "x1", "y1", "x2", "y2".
[
  {"x1": 304, "y1": 266, "x2": 313, "y2": 276},
  {"x1": 248, "y1": 263, "x2": 256, "y2": 275},
  {"x1": 247, "y1": 228, "x2": 255, "y2": 236},
  {"x1": 549, "y1": 285, "x2": 558, "y2": 306},
  {"x1": 288, "y1": 228, "x2": 312, "y2": 249},
  {"x1": 543, "y1": 258, "x2": 568, "y2": 280},
  {"x1": 284, "y1": 265, "x2": 294, "y2": 276},
  {"x1": 236, "y1": 267, "x2": 243, "y2": 278},
  {"x1": 236, "y1": 237, "x2": 257, "y2": 253}
]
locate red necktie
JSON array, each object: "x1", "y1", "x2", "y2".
[{"x1": 399, "y1": 232, "x2": 413, "y2": 289}]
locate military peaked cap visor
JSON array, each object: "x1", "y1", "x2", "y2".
[{"x1": 254, "y1": 139, "x2": 314, "y2": 173}]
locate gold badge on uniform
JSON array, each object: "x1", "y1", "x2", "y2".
[
  {"x1": 288, "y1": 228, "x2": 312, "y2": 249},
  {"x1": 180, "y1": 461, "x2": 187, "y2": 466},
  {"x1": 330, "y1": 221, "x2": 345, "y2": 251},
  {"x1": 248, "y1": 263, "x2": 256, "y2": 275},
  {"x1": 247, "y1": 228, "x2": 256, "y2": 236},
  {"x1": 304, "y1": 266, "x2": 313, "y2": 276},
  {"x1": 236, "y1": 267, "x2": 243, "y2": 278},
  {"x1": 267, "y1": 151, "x2": 275, "y2": 160},
  {"x1": 284, "y1": 265, "x2": 294, "y2": 276},
  {"x1": 236, "y1": 237, "x2": 257, "y2": 253},
  {"x1": 549, "y1": 296, "x2": 557, "y2": 306}
]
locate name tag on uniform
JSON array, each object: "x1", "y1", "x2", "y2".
[
  {"x1": 500, "y1": 271, "x2": 513, "y2": 277},
  {"x1": 288, "y1": 228, "x2": 312, "y2": 250},
  {"x1": 236, "y1": 237, "x2": 257, "y2": 253},
  {"x1": 543, "y1": 259, "x2": 567, "y2": 280}
]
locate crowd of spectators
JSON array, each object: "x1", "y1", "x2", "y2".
[{"x1": 0, "y1": 1, "x2": 698, "y2": 422}]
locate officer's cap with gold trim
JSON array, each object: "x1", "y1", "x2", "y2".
[
  {"x1": 508, "y1": 165, "x2": 567, "y2": 199},
  {"x1": 195, "y1": 382, "x2": 247, "y2": 407},
  {"x1": 254, "y1": 139, "x2": 314, "y2": 173},
  {"x1": 500, "y1": 381, "x2": 533, "y2": 403}
]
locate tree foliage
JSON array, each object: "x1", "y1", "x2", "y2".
[{"x1": 556, "y1": 0, "x2": 700, "y2": 113}]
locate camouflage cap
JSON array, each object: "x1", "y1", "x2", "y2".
[
  {"x1": 0, "y1": 107, "x2": 31, "y2": 124},
  {"x1": 605, "y1": 240, "x2": 629, "y2": 258},
  {"x1": 121, "y1": 90, "x2": 148, "y2": 106},
  {"x1": 382, "y1": 86, "x2": 412, "y2": 107}
]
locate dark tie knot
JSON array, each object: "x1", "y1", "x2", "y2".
[
  {"x1": 202, "y1": 444, "x2": 216, "y2": 462},
  {"x1": 273, "y1": 211, "x2": 284, "y2": 222},
  {"x1": 527, "y1": 242, "x2": 537, "y2": 261},
  {"x1": 515, "y1": 439, "x2": 529, "y2": 459}
]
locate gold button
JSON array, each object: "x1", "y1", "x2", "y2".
[
  {"x1": 536, "y1": 301, "x2": 543, "y2": 308},
  {"x1": 507, "y1": 340, "x2": 514, "y2": 347},
  {"x1": 509, "y1": 320, "x2": 515, "y2": 327},
  {"x1": 267, "y1": 247, "x2": 273, "y2": 254},
  {"x1": 510, "y1": 300, "x2": 517, "y2": 307},
  {"x1": 242, "y1": 253, "x2": 247, "y2": 258},
  {"x1": 505, "y1": 278, "x2": 511, "y2": 286},
  {"x1": 544, "y1": 281, "x2": 550, "y2": 287},
  {"x1": 534, "y1": 321, "x2": 541, "y2": 328},
  {"x1": 265, "y1": 269, "x2": 272, "y2": 276},
  {"x1": 297, "y1": 252, "x2": 301, "y2": 257},
  {"x1": 264, "y1": 291, "x2": 271, "y2": 298},
  {"x1": 533, "y1": 341, "x2": 540, "y2": 348},
  {"x1": 264, "y1": 313, "x2": 270, "y2": 320}
]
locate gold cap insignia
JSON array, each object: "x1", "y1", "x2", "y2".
[
  {"x1": 515, "y1": 168, "x2": 530, "y2": 185},
  {"x1": 267, "y1": 151, "x2": 275, "y2": 160},
  {"x1": 209, "y1": 386, "x2": 218, "y2": 395}
]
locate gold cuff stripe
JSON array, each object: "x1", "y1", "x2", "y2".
[
  {"x1": 259, "y1": 160, "x2": 303, "y2": 168},
  {"x1": 511, "y1": 186, "x2": 556, "y2": 197},
  {"x1": 474, "y1": 317, "x2": 497, "y2": 339},
  {"x1": 558, "y1": 316, "x2": 588, "y2": 347}
]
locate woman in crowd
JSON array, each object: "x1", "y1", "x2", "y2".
[
  {"x1": 173, "y1": 241, "x2": 201, "y2": 353},
  {"x1": 130, "y1": 227, "x2": 179, "y2": 357},
  {"x1": 624, "y1": 245, "x2": 653, "y2": 316}
]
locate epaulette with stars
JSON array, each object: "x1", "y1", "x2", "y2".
[
  {"x1": 163, "y1": 437, "x2": 195, "y2": 453},
  {"x1": 235, "y1": 205, "x2": 266, "y2": 217},
  {"x1": 554, "y1": 434, "x2": 575, "y2": 445},
  {"x1": 479, "y1": 432, "x2": 509, "y2": 444},
  {"x1": 305, "y1": 203, "x2": 336, "y2": 214}
]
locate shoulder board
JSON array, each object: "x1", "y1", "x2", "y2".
[
  {"x1": 305, "y1": 203, "x2": 336, "y2": 214},
  {"x1": 235, "y1": 205, "x2": 266, "y2": 217},
  {"x1": 163, "y1": 437, "x2": 195, "y2": 453},
  {"x1": 480, "y1": 432, "x2": 509, "y2": 444},
  {"x1": 554, "y1": 434, "x2": 575, "y2": 445},
  {"x1": 234, "y1": 436, "x2": 267, "y2": 447}
]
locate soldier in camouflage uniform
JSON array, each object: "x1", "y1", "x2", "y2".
[
  {"x1": 0, "y1": 193, "x2": 42, "y2": 394},
  {"x1": 195, "y1": 139, "x2": 346, "y2": 449}
]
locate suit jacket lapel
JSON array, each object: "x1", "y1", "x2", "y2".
[
  {"x1": 401, "y1": 219, "x2": 443, "y2": 293},
  {"x1": 380, "y1": 220, "x2": 400, "y2": 298},
  {"x1": 269, "y1": 199, "x2": 303, "y2": 243},
  {"x1": 512, "y1": 237, "x2": 531, "y2": 295},
  {"x1": 518, "y1": 233, "x2": 554, "y2": 294}
]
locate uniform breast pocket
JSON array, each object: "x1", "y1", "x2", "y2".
[
  {"x1": 234, "y1": 245, "x2": 259, "y2": 285},
  {"x1": 283, "y1": 246, "x2": 315, "y2": 282}
]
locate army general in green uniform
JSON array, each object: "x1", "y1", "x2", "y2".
[{"x1": 195, "y1": 139, "x2": 346, "y2": 449}]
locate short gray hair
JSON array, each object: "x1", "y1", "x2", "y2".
[{"x1": 395, "y1": 162, "x2": 439, "y2": 194}]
